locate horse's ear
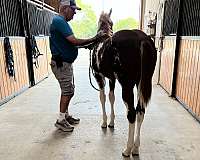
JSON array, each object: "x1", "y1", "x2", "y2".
[{"x1": 108, "y1": 8, "x2": 112, "y2": 17}]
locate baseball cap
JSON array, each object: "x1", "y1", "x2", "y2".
[{"x1": 60, "y1": 0, "x2": 81, "y2": 10}]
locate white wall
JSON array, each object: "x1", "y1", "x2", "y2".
[{"x1": 142, "y1": 0, "x2": 166, "y2": 84}]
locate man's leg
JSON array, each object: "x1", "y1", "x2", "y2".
[
  {"x1": 63, "y1": 94, "x2": 80, "y2": 125},
  {"x1": 60, "y1": 95, "x2": 72, "y2": 113},
  {"x1": 57, "y1": 95, "x2": 72, "y2": 121},
  {"x1": 55, "y1": 94, "x2": 74, "y2": 132},
  {"x1": 51, "y1": 60, "x2": 74, "y2": 132}
]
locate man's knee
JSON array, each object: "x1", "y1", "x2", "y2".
[{"x1": 61, "y1": 88, "x2": 74, "y2": 97}]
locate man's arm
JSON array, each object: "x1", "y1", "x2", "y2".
[
  {"x1": 66, "y1": 34, "x2": 96, "y2": 46},
  {"x1": 66, "y1": 31, "x2": 108, "y2": 47}
]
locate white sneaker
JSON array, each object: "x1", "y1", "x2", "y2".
[{"x1": 55, "y1": 119, "x2": 74, "y2": 132}]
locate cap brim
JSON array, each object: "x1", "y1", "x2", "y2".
[{"x1": 71, "y1": 6, "x2": 81, "y2": 10}]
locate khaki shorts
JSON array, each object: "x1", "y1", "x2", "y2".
[{"x1": 50, "y1": 60, "x2": 74, "y2": 96}]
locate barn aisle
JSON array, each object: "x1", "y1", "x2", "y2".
[{"x1": 0, "y1": 50, "x2": 200, "y2": 160}]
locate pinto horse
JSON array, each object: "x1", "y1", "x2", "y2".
[{"x1": 91, "y1": 10, "x2": 157, "y2": 157}]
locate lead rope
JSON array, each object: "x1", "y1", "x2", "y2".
[{"x1": 89, "y1": 49, "x2": 101, "y2": 91}]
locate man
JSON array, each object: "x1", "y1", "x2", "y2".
[{"x1": 50, "y1": 0, "x2": 104, "y2": 132}]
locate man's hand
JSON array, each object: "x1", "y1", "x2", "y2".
[
  {"x1": 70, "y1": 31, "x2": 109, "y2": 49},
  {"x1": 95, "y1": 31, "x2": 108, "y2": 42}
]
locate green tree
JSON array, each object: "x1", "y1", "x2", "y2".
[
  {"x1": 70, "y1": 0, "x2": 97, "y2": 38},
  {"x1": 113, "y1": 18, "x2": 139, "y2": 32},
  {"x1": 70, "y1": 0, "x2": 139, "y2": 37}
]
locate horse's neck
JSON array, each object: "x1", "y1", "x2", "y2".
[
  {"x1": 98, "y1": 25, "x2": 113, "y2": 37},
  {"x1": 96, "y1": 38, "x2": 111, "y2": 52}
]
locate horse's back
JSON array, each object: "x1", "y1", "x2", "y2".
[
  {"x1": 111, "y1": 29, "x2": 156, "y2": 82},
  {"x1": 113, "y1": 30, "x2": 138, "y2": 48},
  {"x1": 112, "y1": 29, "x2": 156, "y2": 59},
  {"x1": 112, "y1": 29, "x2": 148, "y2": 45}
]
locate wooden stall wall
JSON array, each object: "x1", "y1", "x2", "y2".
[
  {"x1": 0, "y1": 37, "x2": 29, "y2": 105},
  {"x1": 159, "y1": 36, "x2": 176, "y2": 94},
  {"x1": 176, "y1": 38, "x2": 200, "y2": 118},
  {"x1": 45, "y1": 37, "x2": 52, "y2": 74},
  {"x1": 33, "y1": 36, "x2": 49, "y2": 84}
]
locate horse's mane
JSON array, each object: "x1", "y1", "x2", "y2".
[{"x1": 98, "y1": 11, "x2": 113, "y2": 37}]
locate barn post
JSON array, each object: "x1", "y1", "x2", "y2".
[
  {"x1": 171, "y1": 0, "x2": 183, "y2": 97},
  {"x1": 18, "y1": 0, "x2": 35, "y2": 86}
]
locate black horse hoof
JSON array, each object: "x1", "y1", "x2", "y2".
[
  {"x1": 122, "y1": 152, "x2": 130, "y2": 157},
  {"x1": 101, "y1": 125, "x2": 107, "y2": 128},
  {"x1": 132, "y1": 153, "x2": 139, "y2": 157},
  {"x1": 108, "y1": 124, "x2": 114, "y2": 128}
]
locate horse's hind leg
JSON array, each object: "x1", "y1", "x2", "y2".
[
  {"x1": 108, "y1": 79, "x2": 115, "y2": 128},
  {"x1": 132, "y1": 100, "x2": 145, "y2": 156},
  {"x1": 132, "y1": 82, "x2": 146, "y2": 156},
  {"x1": 121, "y1": 86, "x2": 136, "y2": 157}
]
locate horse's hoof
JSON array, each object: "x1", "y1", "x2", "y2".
[
  {"x1": 108, "y1": 124, "x2": 114, "y2": 128},
  {"x1": 132, "y1": 146, "x2": 139, "y2": 156},
  {"x1": 132, "y1": 153, "x2": 139, "y2": 157},
  {"x1": 122, "y1": 149, "x2": 131, "y2": 157},
  {"x1": 122, "y1": 152, "x2": 130, "y2": 157},
  {"x1": 101, "y1": 123, "x2": 107, "y2": 128}
]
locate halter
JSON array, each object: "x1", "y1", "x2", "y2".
[{"x1": 89, "y1": 48, "x2": 102, "y2": 91}]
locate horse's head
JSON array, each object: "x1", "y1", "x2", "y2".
[{"x1": 97, "y1": 9, "x2": 113, "y2": 38}]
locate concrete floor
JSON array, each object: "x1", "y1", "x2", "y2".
[{"x1": 0, "y1": 50, "x2": 200, "y2": 160}]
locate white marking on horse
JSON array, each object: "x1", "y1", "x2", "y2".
[
  {"x1": 122, "y1": 101, "x2": 136, "y2": 156},
  {"x1": 133, "y1": 112, "x2": 144, "y2": 155},
  {"x1": 108, "y1": 90, "x2": 115, "y2": 127},
  {"x1": 124, "y1": 101, "x2": 129, "y2": 112},
  {"x1": 100, "y1": 89, "x2": 107, "y2": 128},
  {"x1": 123, "y1": 120, "x2": 136, "y2": 156},
  {"x1": 96, "y1": 42, "x2": 104, "y2": 69}
]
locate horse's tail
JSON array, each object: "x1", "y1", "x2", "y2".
[{"x1": 138, "y1": 37, "x2": 157, "y2": 107}]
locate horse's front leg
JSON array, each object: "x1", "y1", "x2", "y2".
[
  {"x1": 99, "y1": 88, "x2": 107, "y2": 128},
  {"x1": 121, "y1": 86, "x2": 136, "y2": 157},
  {"x1": 108, "y1": 79, "x2": 115, "y2": 128},
  {"x1": 95, "y1": 73, "x2": 107, "y2": 128}
]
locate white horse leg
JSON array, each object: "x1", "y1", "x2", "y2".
[
  {"x1": 108, "y1": 90, "x2": 115, "y2": 127},
  {"x1": 123, "y1": 122, "x2": 135, "y2": 157},
  {"x1": 132, "y1": 110, "x2": 144, "y2": 156},
  {"x1": 100, "y1": 89, "x2": 107, "y2": 128},
  {"x1": 122, "y1": 102, "x2": 136, "y2": 157}
]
